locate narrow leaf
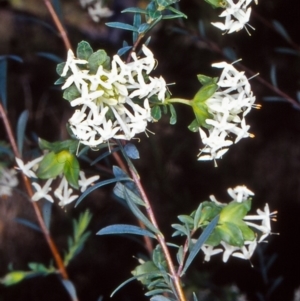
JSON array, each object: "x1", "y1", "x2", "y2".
[
  {"x1": 122, "y1": 7, "x2": 147, "y2": 14},
  {"x1": 151, "y1": 295, "x2": 173, "y2": 301},
  {"x1": 273, "y1": 20, "x2": 292, "y2": 43},
  {"x1": 97, "y1": 224, "x2": 157, "y2": 239},
  {"x1": 181, "y1": 215, "x2": 219, "y2": 275},
  {"x1": 14, "y1": 218, "x2": 42, "y2": 232},
  {"x1": 105, "y1": 22, "x2": 138, "y2": 32},
  {"x1": 124, "y1": 187, "x2": 160, "y2": 234},
  {"x1": 75, "y1": 177, "x2": 130, "y2": 207},
  {"x1": 124, "y1": 143, "x2": 140, "y2": 159},
  {"x1": 16, "y1": 110, "x2": 29, "y2": 156},
  {"x1": 61, "y1": 279, "x2": 79, "y2": 301},
  {"x1": 42, "y1": 201, "x2": 52, "y2": 230},
  {"x1": 0, "y1": 59, "x2": 7, "y2": 110}
]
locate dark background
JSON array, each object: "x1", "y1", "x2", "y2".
[{"x1": 0, "y1": 0, "x2": 299, "y2": 300}]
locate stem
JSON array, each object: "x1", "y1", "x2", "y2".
[
  {"x1": 177, "y1": 229, "x2": 196, "y2": 277},
  {"x1": 112, "y1": 150, "x2": 153, "y2": 255},
  {"x1": 0, "y1": 103, "x2": 69, "y2": 281},
  {"x1": 129, "y1": 169, "x2": 187, "y2": 301},
  {"x1": 43, "y1": 0, "x2": 72, "y2": 51},
  {"x1": 168, "y1": 98, "x2": 192, "y2": 106},
  {"x1": 126, "y1": 34, "x2": 145, "y2": 64}
]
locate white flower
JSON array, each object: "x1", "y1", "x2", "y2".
[
  {"x1": 64, "y1": 45, "x2": 167, "y2": 147},
  {"x1": 227, "y1": 185, "x2": 254, "y2": 203},
  {"x1": 87, "y1": 1, "x2": 113, "y2": 22},
  {"x1": 211, "y1": 0, "x2": 257, "y2": 34},
  {"x1": 198, "y1": 61, "x2": 256, "y2": 161},
  {"x1": 78, "y1": 171, "x2": 100, "y2": 192},
  {"x1": 243, "y1": 203, "x2": 277, "y2": 242},
  {"x1": 201, "y1": 244, "x2": 223, "y2": 261},
  {"x1": 32, "y1": 178, "x2": 54, "y2": 202},
  {"x1": 0, "y1": 168, "x2": 19, "y2": 197},
  {"x1": 15, "y1": 156, "x2": 44, "y2": 178},
  {"x1": 80, "y1": 0, "x2": 113, "y2": 22},
  {"x1": 54, "y1": 176, "x2": 79, "y2": 207}
]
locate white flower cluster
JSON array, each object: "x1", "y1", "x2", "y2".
[
  {"x1": 201, "y1": 186, "x2": 277, "y2": 262},
  {"x1": 212, "y1": 0, "x2": 257, "y2": 34},
  {"x1": 79, "y1": 0, "x2": 113, "y2": 22},
  {"x1": 198, "y1": 61, "x2": 256, "y2": 161},
  {"x1": 62, "y1": 45, "x2": 166, "y2": 147},
  {"x1": 15, "y1": 157, "x2": 99, "y2": 207},
  {"x1": 0, "y1": 167, "x2": 19, "y2": 197}
]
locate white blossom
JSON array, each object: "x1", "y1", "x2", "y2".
[
  {"x1": 63, "y1": 45, "x2": 167, "y2": 147},
  {"x1": 201, "y1": 244, "x2": 223, "y2": 262},
  {"x1": 203, "y1": 186, "x2": 276, "y2": 262},
  {"x1": 0, "y1": 167, "x2": 19, "y2": 197},
  {"x1": 54, "y1": 176, "x2": 79, "y2": 207},
  {"x1": 79, "y1": 0, "x2": 113, "y2": 22},
  {"x1": 198, "y1": 62, "x2": 256, "y2": 161},
  {"x1": 32, "y1": 178, "x2": 54, "y2": 202},
  {"x1": 15, "y1": 156, "x2": 44, "y2": 178},
  {"x1": 211, "y1": 0, "x2": 257, "y2": 34},
  {"x1": 78, "y1": 171, "x2": 100, "y2": 192}
]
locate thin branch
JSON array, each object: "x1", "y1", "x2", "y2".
[
  {"x1": 0, "y1": 103, "x2": 69, "y2": 280},
  {"x1": 130, "y1": 168, "x2": 187, "y2": 301},
  {"x1": 112, "y1": 150, "x2": 153, "y2": 255},
  {"x1": 43, "y1": 0, "x2": 72, "y2": 51}
]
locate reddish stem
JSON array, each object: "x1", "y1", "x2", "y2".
[{"x1": 0, "y1": 103, "x2": 69, "y2": 280}]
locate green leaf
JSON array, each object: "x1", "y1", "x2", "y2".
[
  {"x1": 151, "y1": 106, "x2": 162, "y2": 121},
  {"x1": 132, "y1": 261, "x2": 160, "y2": 285},
  {"x1": 152, "y1": 245, "x2": 167, "y2": 269},
  {"x1": 63, "y1": 153, "x2": 80, "y2": 189},
  {"x1": 234, "y1": 219, "x2": 255, "y2": 241},
  {"x1": 188, "y1": 119, "x2": 199, "y2": 132},
  {"x1": 97, "y1": 224, "x2": 157, "y2": 239},
  {"x1": 219, "y1": 200, "x2": 251, "y2": 223},
  {"x1": 191, "y1": 102, "x2": 211, "y2": 128},
  {"x1": 36, "y1": 151, "x2": 65, "y2": 179},
  {"x1": 169, "y1": 104, "x2": 177, "y2": 124},
  {"x1": 197, "y1": 74, "x2": 218, "y2": 86},
  {"x1": 204, "y1": 0, "x2": 227, "y2": 8},
  {"x1": 63, "y1": 84, "x2": 81, "y2": 102},
  {"x1": 38, "y1": 138, "x2": 78, "y2": 154},
  {"x1": 176, "y1": 246, "x2": 184, "y2": 265},
  {"x1": 193, "y1": 203, "x2": 203, "y2": 230},
  {"x1": 105, "y1": 22, "x2": 138, "y2": 32},
  {"x1": 145, "y1": 289, "x2": 174, "y2": 297},
  {"x1": 1, "y1": 271, "x2": 30, "y2": 286},
  {"x1": 76, "y1": 41, "x2": 93, "y2": 60},
  {"x1": 217, "y1": 221, "x2": 244, "y2": 247},
  {"x1": 193, "y1": 83, "x2": 218, "y2": 103},
  {"x1": 64, "y1": 211, "x2": 92, "y2": 266},
  {"x1": 178, "y1": 215, "x2": 194, "y2": 226},
  {"x1": 56, "y1": 62, "x2": 66, "y2": 76},
  {"x1": 181, "y1": 215, "x2": 219, "y2": 276},
  {"x1": 88, "y1": 49, "x2": 110, "y2": 74},
  {"x1": 198, "y1": 201, "x2": 222, "y2": 225},
  {"x1": 138, "y1": 23, "x2": 151, "y2": 34},
  {"x1": 122, "y1": 7, "x2": 147, "y2": 14}
]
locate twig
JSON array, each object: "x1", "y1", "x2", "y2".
[
  {"x1": 0, "y1": 103, "x2": 69, "y2": 281},
  {"x1": 43, "y1": 0, "x2": 72, "y2": 51},
  {"x1": 112, "y1": 150, "x2": 153, "y2": 255},
  {"x1": 130, "y1": 168, "x2": 187, "y2": 301}
]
